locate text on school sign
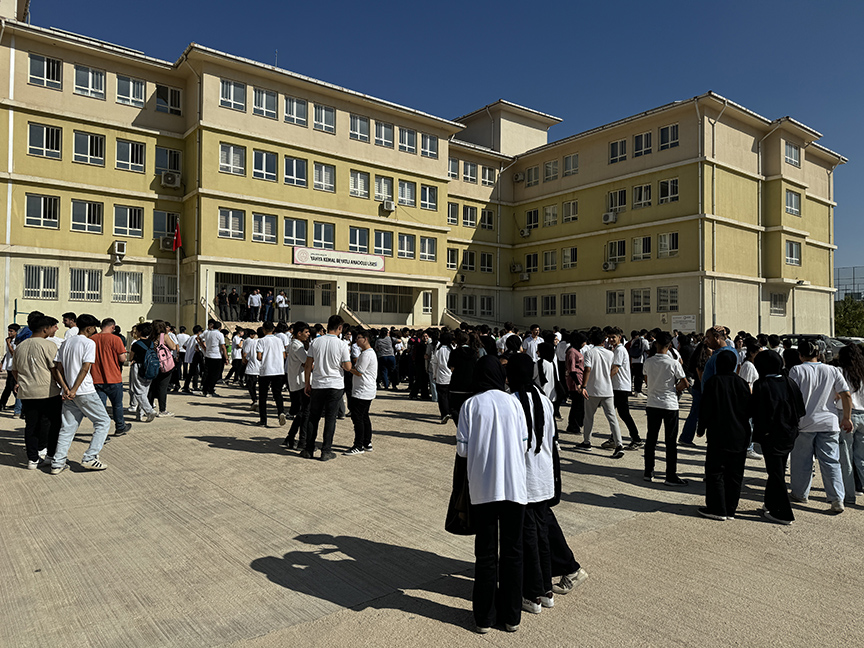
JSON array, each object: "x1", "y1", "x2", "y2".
[{"x1": 293, "y1": 247, "x2": 385, "y2": 272}]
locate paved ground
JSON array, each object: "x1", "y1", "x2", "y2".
[{"x1": 1, "y1": 382, "x2": 862, "y2": 648}]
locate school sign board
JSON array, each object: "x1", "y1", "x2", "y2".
[{"x1": 293, "y1": 247, "x2": 385, "y2": 272}]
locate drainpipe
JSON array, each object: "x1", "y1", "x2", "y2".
[
  {"x1": 756, "y1": 120, "x2": 782, "y2": 331},
  {"x1": 707, "y1": 100, "x2": 728, "y2": 328},
  {"x1": 183, "y1": 55, "x2": 203, "y2": 326},
  {"x1": 497, "y1": 158, "x2": 518, "y2": 319},
  {"x1": 694, "y1": 99, "x2": 705, "y2": 329}
]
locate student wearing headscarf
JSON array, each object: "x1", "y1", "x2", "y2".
[
  {"x1": 456, "y1": 355, "x2": 528, "y2": 634},
  {"x1": 749, "y1": 350, "x2": 805, "y2": 524},
  {"x1": 696, "y1": 350, "x2": 752, "y2": 520}
]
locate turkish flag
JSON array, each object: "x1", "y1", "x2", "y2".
[{"x1": 172, "y1": 224, "x2": 182, "y2": 251}]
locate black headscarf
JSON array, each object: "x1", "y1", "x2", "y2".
[
  {"x1": 754, "y1": 349, "x2": 783, "y2": 377},
  {"x1": 506, "y1": 354, "x2": 545, "y2": 454},
  {"x1": 715, "y1": 348, "x2": 738, "y2": 375},
  {"x1": 473, "y1": 355, "x2": 506, "y2": 394}
]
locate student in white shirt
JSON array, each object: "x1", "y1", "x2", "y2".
[
  {"x1": 609, "y1": 328, "x2": 642, "y2": 449},
  {"x1": 62, "y1": 312, "x2": 79, "y2": 340},
  {"x1": 578, "y1": 330, "x2": 624, "y2": 458},
  {"x1": 182, "y1": 325, "x2": 203, "y2": 393},
  {"x1": 344, "y1": 329, "x2": 378, "y2": 455},
  {"x1": 835, "y1": 344, "x2": 864, "y2": 508},
  {"x1": 226, "y1": 328, "x2": 245, "y2": 385},
  {"x1": 431, "y1": 330, "x2": 454, "y2": 424},
  {"x1": 241, "y1": 328, "x2": 260, "y2": 408},
  {"x1": 199, "y1": 320, "x2": 227, "y2": 397},
  {"x1": 256, "y1": 321, "x2": 288, "y2": 427},
  {"x1": 283, "y1": 321, "x2": 310, "y2": 449},
  {"x1": 522, "y1": 325, "x2": 542, "y2": 362}
]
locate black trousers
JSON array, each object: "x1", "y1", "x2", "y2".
[
  {"x1": 258, "y1": 375, "x2": 285, "y2": 425},
  {"x1": 246, "y1": 375, "x2": 258, "y2": 403},
  {"x1": 285, "y1": 388, "x2": 309, "y2": 446},
  {"x1": 171, "y1": 352, "x2": 185, "y2": 388},
  {"x1": 613, "y1": 390, "x2": 641, "y2": 442},
  {"x1": 704, "y1": 448, "x2": 747, "y2": 517},
  {"x1": 305, "y1": 388, "x2": 343, "y2": 453},
  {"x1": 546, "y1": 507, "x2": 580, "y2": 577},
  {"x1": 631, "y1": 363, "x2": 644, "y2": 394},
  {"x1": 645, "y1": 407, "x2": 679, "y2": 477},
  {"x1": 522, "y1": 501, "x2": 552, "y2": 599},
  {"x1": 202, "y1": 358, "x2": 223, "y2": 395},
  {"x1": 473, "y1": 501, "x2": 525, "y2": 629},
  {"x1": 22, "y1": 396, "x2": 62, "y2": 462},
  {"x1": 348, "y1": 396, "x2": 373, "y2": 449},
  {"x1": 760, "y1": 438, "x2": 794, "y2": 522},
  {"x1": 567, "y1": 390, "x2": 584, "y2": 433},
  {"x1": 183, "y1": 356, "x2": 202, "y2": 391},
  {"x1": 226, "y1": 358, "x2": 244, "y2": 383},
  {"x1": 148, "y1": 370, "x2": 172, "y2": 412},
  {"x1": 436, "y1": 383, "x2": 450, "y2": 419},
  {"x1": 1, "y1": 372, "x2": 17, "y2": 408},
  {"x1": 409, "y1": 362, "x2": 430, "y2": 398},
  {"x1": 450, "y1": 391, "x2": 471, "y2": 428},
  {"x1": 555, "y1": 361, "x2": 568, "y2": 415}
]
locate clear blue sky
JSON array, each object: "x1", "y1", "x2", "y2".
[{"x1": 27, "y1": 0, "x2": 862, "y2": 266}]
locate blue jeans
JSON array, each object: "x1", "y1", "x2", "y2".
[
  {"x1": 428, "y1": 368, "x2": 438, "y2": 402},
  {"x1": 679, "y1": 386, "x2": 701, "y2": 444},
  {"x1": 53, "y1": 391, "x2": 112, "y2": 468},
  {"x1": 839, "y1": 410, "x2": 864, "y2": 503},
  {"x1": 95, "y1": 382, "x2": 126, "y2": 430},
  {"x1": 378, "y1": 355, "x2": 396, "y2": 389},
  {"x1": 790, "y1": 430, "x2": 844, "y2": 503}
]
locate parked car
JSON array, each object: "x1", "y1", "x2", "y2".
[
  {"x1": 836, "y1": 336, "x2": 864, "y2": 346},
  {"x1": 780, "y1": 334, "x2": 846, "y2": 362}
]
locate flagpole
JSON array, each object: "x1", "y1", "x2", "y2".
[{"x1": 174, "y1": 224, "x2": 181, "y2": 327}]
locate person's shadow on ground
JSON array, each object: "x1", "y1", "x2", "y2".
[{"x1": 250, "y1": 533, "x2": 474, "y2": 628}]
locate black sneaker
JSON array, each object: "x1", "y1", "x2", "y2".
[
  {"x1": 664, "y1": 476, "x2": 689, "y2": 487},
  {"x1": 643, "y1": 472, "x2": 655, "y2": 482},
  {"x1": 678, "y1": 440, "x2": 697, "y2": 448},
  {"x1": 611, "y1": 446, "x2": 625, "y2": 459},
  {"x1": 576, "y1": 441, "x2": 592, "y2": 450},
  {"x1": 600, "y1": 439, "x2": 616, "y2": 450},
  {"x1": 625, "y1": 440, "x2": 644, "y2": 450},
  {"x1": 319, "y1": 451, "x2": 337, "y2": 462},
  {"x1": 299, "y1": 449, "x2": 313, "y2": 459},
  {"x1": 113, "y1": 423, "x2": 132, "y2": 437}
]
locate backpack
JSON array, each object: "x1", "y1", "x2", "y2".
[
  {"x1": 155, "y1": 333, "x2": 175, "y2": 374},
  {"x1": 629, "y1": 339, "x2": 643, "y2": 360},
  {"x1": 141, "y1": 341, "x2": 161, "y2": 380}
]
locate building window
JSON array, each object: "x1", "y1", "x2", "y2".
[
  {"x1": 526, "y1": 209, "x2": 539, "y2": 230},
  {"x1": 658, "y1": 232, "x2": 679, "y2": 258},
  {"x1": 112, "y1": 271, "x2": 143, "y2": 303},
  {"x1": 314, "y1": 222, "x2": 335, "y2": 249},
  {"x1": 607, "y1": 239, "x2": 626, "y2": 263},
  {"x1": 480, "y1": 295, "x2": 494, "y2": 317},
  {"x1": 155, "y1": 146, "x2": 182, "y2": 174},
  {"x1": 29, "y1": 54, "x2": 62, "y2": 89},
  {"x1": 606, "y1": 290, "x2": 624, "y2": 314},
  {"x1": 609, "y1": 138, "x2": 626, "y2": 163},
  {"x1": 349, "y1": 226, "x2": 370, "y2": 253},
  {"x1": 28, "y1": 123, "x2": 62, "y2": 159},
  {"x1": 313, "y1": 163, "x2": 336, "y2": 192},
  {"x1": 480, "y1": 252, "x2": 493, "y2": 273},
  {"x1": 420, "y1": 185, "x2": 437, "y2": 210},
  {"x1": 117, "y1": 139, "x2": 145, "y2": 173},
  {"x1": 284, "y1": 218, "x2": 307, "y2": 246},
  {"x1": 524, "y1": 296, "x2": 538, "y2": 317},
  {"x1": 73, "y1": 131, "x2": 105, "y2": 166},
  {"x1": 526, "y1": 166, "x2": 540, "y2": 187},
  {"x1": 562, "y1": 200, "x2": 578, "y2": 223},
  {"x1": 25, "y1": 194, "x2": 60, "y2": 228},
  {"x1": 542, "y1": 295, "x2": 556, "y2": 317},
  {"x1": 461, "y1": 250, "x2": 476, "y2": 271},
  {"x1": 153, "y1": 274, "x2": 178, "y2": 304},
  {"x1": 632, "y1": 236, "x2": 651, "y2": 261},
  {"x1": 375, "y1": 121, "x2": 394, "y2": 147},
  {"x1": 253, "y1": 150, "x2": 278, "y2": 181},
  {"x1": 69, "y1": 268, "x2": 102, "y2": 302},
  {"x1": 786, "y1": 189, "x2": 801, "y2": 216},
  {"x1": 421, "y1": 134, "x2": 438, "y2": 158},
  {"x1": 446, "y1": 248, "x2": 458, "y2": 270},
  {"x1": 481, "y1": 166, "x2": 496, "y2": 186},
  {"x1": 313, "y1": 104, "x2": 336, "y2": 133},
  {"x1": 786, "y1": 240, "x2": 802, "y2": 266},
  {"x1": 633, "y1": 184, "x2": 652, "y2": 208},
  {"x1": 116, "y1": 75, "x2": 145, "y2": 107},
  {"x1": 659, "y1": 178, "x2": 679, "y2": 204},
  {"x1": 398, "y1": 233, "x2": 416, "y2": 259},
  {"x1": 632, "y1": 288, "x2": 651, "y2": 313},
  {"x1": 462, "y1": 295, "x2": 476, "y2": 316},
  {"x1": 398, "y1": 127, "x2": 416, "y2": 153},
  {"x1": 543, "y1": 250, "x2": 557, "y2": 271},
  {"x1": 634, "y1": 131, "x2": 652, "y2": 157},
  {"x1": 420, "y1": 237, "x2": 437, "y2": 261},
  {"x1": 770, "y1": 292, "x2": 787, "y2": 316},
  {"x1": 447, "y1": 293, "x2": 458, "y2": 312},
  {"x1": 24, "y1": 265, "x2": 58, "y2": 300},
  {"x1": 350, "y1": 114, "x2": 370, "y2": 142},
  {"x1": 561, "y1": 155, "x2": 578, "y2": 178},
  {"x1": 544, "y1": 160, "x2": 558, "y2": 182},
  {"x1": 463, "y1": 161, "x2": 478, "y2": 184},
  {"x1": 218, "y1": 207, "x2": 244, "y2": 240},
  {"x1": 423, "y1": 291, "x2": 433, "y2": 315},
  {"x1": 398, "y1": 180, "x2": 416, "y2": 206},
  {"x1": 447, "y1": 202, "x2": 459, "y2": 225},
  {"x1": 220, "y1": 79, "x2": 246, "y2": 110},
  {"x1": 562, "y1": 246, "x2": 577, "y2": 269},
  {"x1": 561, "y1": 293, "x2": 577, "y2": 315},
  {"x1": 785, "y1": 141, "x2": 801, "y2": 167},
  {"x1": 284, "y1": 96, "x2": 308, "y2": 126},
  {"x1": 153, "y1": 210, "x2": 178, "y2": 239},
  {"x1": 525, "y1": 252, "x2": 538, "y2": 273},
  {"x1": 219, "y1": 143, "x2": 245, "y2": 175},
  {"x1": 113, "y1": 205, "x2": 143, "y2": 237},
  {"x1": 74, "y1": 65, "x2": 105, "y2": 99},
  {"x1": 659, "y1": 124, "x2": 679, "y2": 150},
  {"x1": 448, "y1": 157, "x2": 459, "y2": 179},
  {"x1": 156, "y1": 85, "x2": 182, "y2": 115},
  {"x1": 350, "y1": 170, "x2": 371, "y2": 198},
  {"x1": 252, "y1": 213, "x2": 277, "y2": 244},
  {"x1": 284, "y1": 157, "x2": 308, "y2": 187},
  {"x1": 657, "y1": 286, "x2": 679, "y2": 312},
  {"x1": 253, "y1": 88, "x2": 278, "y2": 119},
  {"x1": 608, "y1": 188, "x2": 627, "y2": 213},
  {"x1": 375, "y1": 175, "x2": 393, "y2": 202},
  {"x1": 71, "y1": 200, "x2": 103, "y2": 234},
  {"x1": 463, "y1": 205, "x2": 477, "y2": 228},
  {"x1": 480, "y1": 209, "x2": 494, "y2": 230},
  {"x1": 543, "y1": 205, "x2": 558, "y2": 227}
]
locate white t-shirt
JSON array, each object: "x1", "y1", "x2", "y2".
[
  {"x1": 2, "y1": 339, "x2": 14, "y2": 371},
  {"x1": 522, "y1": 336, "x2": 541, "y2": 362},
  {"x1": 308, "y1": 334, "x2": 350, "y2": 389},
  {"x1": 248, "y1": 293, "x2": 262, "y2": 307},
  {"x1": 351, "y1": 348, "x2": 378, "y2": 400},
  {"x1": 64, "y1": 326, "x2": 79, "y2": 340},
  {"x1": 184, "y1": 335, "x2": 199, "y2": 363},
  {"x1": 275, "y1": 332, "x2": 290, "y2": 349},
  {"x1": 555, "y1": 340, "x2": 570, "y2": 363},
  {"x1": 496, "y1": 331, "x2": 514, "y2": 352},
  {"x1": 242, "y1": 338, "x2": 260, "y2": 376},
  {"x1": 515, "y1": 389, "x2": 555, "y2": 504},
  {"x1": 257, "y1": 335, "x2": 286, "y2": 376},
  {"x1": 534, "y1": 359, "x2": 557, "y2": 401},
  {"x1": 167, "y1": 332, "x2": 179, "y2": 357},
  {"x1": 611, "y1": 344, "x2": 632, "y2": 392},
  {"x1": 837, "y1": 370, "x2": 864, "y2": 412},
  {"x1": 582, "y1": 346, "x2": 614, "y2": 398},
  {"x1": 58, "y1": 334, "x2": 96, "y2": 396},
  {"x1": 790, "y1": 362, "x2": 850, "y2": 433},
  {"x1": 275, "y1": 294, "x2": 286, "y2": 308},
  {"x1": 176, "y1": 333, "x2": 190, "y2": 351},
  {"x1": 201, "y1": 330, "x2": 224, "y2": 359},
  {"x1": 286, "y1": 339, "x2": 307, "y2": 392},
  {"x1": 231, "y1": 335, "x2": 244, "y2": 361},
  {"x1": 431, "y1": 344, "x2": 452, "y2": 385},
  {"x1": 737, "y1": 360, "x2": 758, "y2": 390},
  {"x1": 643, "y1": 352, "x2": 686, "y2": 410}
]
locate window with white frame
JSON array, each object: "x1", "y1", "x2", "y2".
[
  {"x1": 659, "y1": 123, "x2": 679, "y2": 150},
  {"x1": 284, "y1": 96, "x2": 308, "y2": 126},
  {"x1": 544, "y1": 160, "x2": 558, "y2": 182},
  {"x1": 786, "y1": 189, "x2": 801, "y2": 216},
  {"x1": 480, "y1": 209, "x2": 494, "y2": 230},
  {"x1": 785, "y1": 141, "x2": 801, "y2": 167},
  {"x1": 563, "y1": 200, "x2": 578, "y2": 222},
  {"x1": 28, "y1": 123, "x2": 62, "y2": 158},
  {"x1": 463, "y1": 205, "x2": 477, "y2": 228},
  {"x1": 314, "y1": 222, "x2": 335, "y2": 249},
  {"x1": 74, "y1": 65, "x2": 105, "y2": 99},
  {"x1": 631, "y1": 288, "x2": 651, "y2": 312},
  {"x1": 349, "y1": 226, "x2": 369, "y2": 253},
  {"x1": 25, "y1": 194, "x2": 59, "y2": 228},
  {"x1": 314, "y1": 104, "x2": 336, "y2": 133},
  {"x1": 607, "y1": 239, "x2": 626, "y2": 263},
  {"x1": 786, "y1": 240, "x2": 802, "y2": 266},
  {"x1": 116, "y1": 75, "x2": 145, "y2": 107},
  {"x1": 543, "y1": 250, "x2": 557, "y2": 272},
  {"x1": 218, "y1": 207, "x2": 244, "y2": 240},
  {"x1": 284, "y1": 218, "x2": 307, "y2": 246},
  {"x1": 156, "y1": 85, "x2": 182, "y2": 115},
  {"x1": 420, "y1": 185, "x2": 437, "y2": 210},
  {"x1": 563, "y1": 153, "x2": 578, "y2": 176},
  {"x1": 253, "y1": 150, "x2": 277, "y2": 181},
  {"x1": 524, "y1": 296, "x2": 538, "y2": 317},
  {"x1": 447, "y1": 293, "x2": 458, "y2": 312},
  {"x1": 398, "y1": 180, "x2": 416, "y2": 206},
  {"x1": 543, "y1": 205, "x2": 558, "y2": 227},
  {"x1": 112, "y1": 271, "x2": 143, "y2": 303},
  {"x1": 480, "y1": 252, "x2": 493, "y2": 273},
  {"x1": 480, "y1": 295, "x2": 494, "y2": 317},
  {"x1": 252, "y1": 213, "x2": 277, "y2": 244},
  {"x1": 73, "y1": 131, "x2": 104, "y2": 165},
  {"x1": 253, "y1": 88, "x2": 278, "y2": 119},
  {"x1": 770, "y1": 292, "x2": 787, "y2": 316},
  {"x1": 152, "y1": 210, "x2": 178, "y2": 239},
  {"x1": 633, "y1": 184, "x2": 652, "y2": 208},
  {"x1": 155, "y1": 146, "x2": 182, "y2": 174},
  {"x1": 398, "y1": 233, "x2": 416, "y2": 259},
  {"x1": 462, "y1": 294, "x2": 476, "y2": 316},
  {"x1": 657, "y1": 286, "x2": 678, "y2": 312},
  {"x1": 350, "y1": 170, "x2": 371, "y2": 198},
  {"x1": 542, "y1": 295, "x2": 556, "y2": 316},
  {"x1": 375, "y1": 175, "x2": 393, "y2": 202},
  {"x1": 562, "y1": 246, "x2": 577, "y2": 269},
  {"x1": 446, "y1": 248, "x2": 458, "y2": 270},
  {"x1": 526, "y1": 166, "x2": 540, "y2": 187},
  {"x1": 420, "y1": 236, "x2": 436, "y2": 261},
  {"x1": 609, "y1": 138, "x2": 626, "y2": 163},
  {"x1": 461, "y1": 250, "x2": 476, "y2": 271},
  {"x1": 113, "y1": 205, "x2": 143, "y2": 237},
  {"x1": 632, "y1": 236, "x2": 651, "y2": 261},
  {"x1": 447, "y1": 202, "x2": 459, "y2": 225},
  {"x1": 220, "y1": 79, "x2": 246, "y2": 110},
  {"x1": 421, "y1": 133, "x2": 438, "y2": 158},
  {"x1": 117, "y1": 139, "x2": 145, "y2": 172},
  {"x1": 658, "y1": 232, "x2": 679, "y2": 257},
  {"x1": 423, "y1": 291, "x2": 433, "y2": 314},
  {"x1": 525, "y1": 252, "x2": 538, "y2": 273},
  {"x1": 375, "y1": 121, "x2": 394, "y2": 147},
  {"x1": 350, "y1": 114, "x2": 370, "y2": 142},
  {"x1": 448, "y1": 157, "x2": 459, "y2": 178},
  {"x1": 608, "y1": 188, "x2": 626, "y2": 212},
  {"x1": 481, "y1": 166, "x2": 496, "y2": 186},
  {"x1": 71, "y1": 200, "x2": 103, "y2": 234},
  {"x1": 463, "y1": 161, "x2": 478, "y2": 183},
  {"x1": 634, "y1": 131, "x2": 652, "y2": 157},
  {"x1": 69, "y1": 268, "x2": 101, "y2": 302},
  {"x1": 219, "y1": 143, "x2": 245, "y2": 175},
  {"x1": 29, "y1": 54, "x2": 62, "y2": 89},
  {"x1": 526, "y1": 209, "x2": 539, "y2": 230},
  {"x1": 314, "y1": 162, "x2": 336, "y2": 192},
  {"x1": 24, "y1": 265, "x2": 58, "y2": 299},
  {"x1": 659, "y1": 178, "x2": 679, "y2": 204},
  {"x1": 284, "y1": 156, "x2": 308, "y2": 187},
  {"x1": 152, "y1": 274, "x2": 178, "y2": 304},
  {"x1": 561, "y1": 293, "x2": 577, "y2": 315},
  {"x1": 606, "y1": 290, "x2": 624, "y2": 314},
  {"x1": 398, "y1": 127, "x2": 416, "y2": 153}
]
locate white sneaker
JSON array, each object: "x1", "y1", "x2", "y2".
[
  {"x1": 521, "y1": 597, "x2": 541, "y2": 614},
  {"x1": 81, "y1": 456, "x2": 108, "y2": 471},
  {"x1": 145, "y1": 411, "x2": 157, "y2": 423},
  {"x1": 540, "y1": 592, "x2": 554, "y2": 608},
  {"x1": 157, "y1": 411, "x2": 175, "y2": 418},
  {"x1": 746, "y1": 449, "x2": 763, "y2": 460},
  {"x1": 830, "y1": 501, "x2": 845, "y2": 514},
  {"x1": 27, "y1": 460, "x2": 39, "y2": 470},
  {"x1": 552, "y1": 567, "x2": 589, "y2": 595},
  {"x1": 279, "y1": 413, "x2": 287, "y2": 427},
  {"x1": 38, "y1": 448, "x2": 47, "y2": 460}
]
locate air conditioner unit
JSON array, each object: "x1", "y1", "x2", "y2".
[
  {"x1": 113, "y1": 240, "x2": 127, "y2": 257},
  {"x1": 161, "y1": 171, "x2": 182, "y2": 188},
  {"x1": 520, "y1": 228, "x2": 530, "y2": 238},
  {"x1": 602, "y1": 261, "x2": 617, "y2": 272},
  {"x1": 382, "y1": 200, "x2": 395, "y2": 212},
  {"x1": 513, "y1": 172, "x2": 525, "y2": 182},
  {"x1": 509, "y1": 262, "x2": 523, "y2": 273},
  {"x1": 159, "y1": 236, "x2": 175, "y2": 251},
  {"x1": 602, "y1": 212, "x2": 617, "y2": 224},
  {"x1": 519, "y1": 272, "x2": 530, "y2": 282}
]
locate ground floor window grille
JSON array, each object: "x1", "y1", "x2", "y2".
[
  {"x1": 112, "y1": 271, "x2": 143, "y2": 303},
  {"x1": 24, "y1": 265, "x2": 58, "y2": 299},
  {"x1": 69, "y1": 268, "x2": 101, "y2": 301},
  {"x1": 346, "y1": 282, "x2": 413, "y2": 314},
  {"x1": 153, "y1": 274, "x2": 178, "y2": 304}
]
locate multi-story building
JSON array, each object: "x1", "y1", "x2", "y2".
[{"x1": 0, "y1": 4, "x2": 846, "y2": 334}]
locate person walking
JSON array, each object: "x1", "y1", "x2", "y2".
[
  {"x1": 284, "y1": 321, "x2": 310, "y2": 449},
  {"x1": 248, "y1": 290, "x2": 263, "y2": 322},
  {"x1": 226, "y1": 327, "x2": 245, "y2": 385},
  {"x1": 182, "y1": 325, "x2": 203, "y2": 393},
  {"x1": 835, "y1": 344, "x2": 864, "y2": 507},
  {"x1": 374, "y1": 328, "x2": 397, "y2": 391},
  {"x1": 609, "y1": 328, "x2": 642, "y2": 450},
  {"x1": 147, "y1": 320, "x2": 177, "y2": 417},
  {"x1": 128, "y1": 323, "x2": 158, "y2": 423},
  {"x1": 629, "y1": 330, "x2": 648, "y2": 397},
  {"x1": 199, "y1": 320, "x2": 227, "y2": 397},
  {"x1": 431, "y1": 330, "x2": 454, "y2": 424},
  {"x1": 228, "y1": 288, "x2": 240, "y2": 321},
  {"x1": 256, "y1": 321, "x2": 288, "y2": 428},
  {"x1": 242, "y1": 328, "x2": 260, "y2": 410},
  {"x1": 564, "y1": 332, "x2": 586, "y2": 435},
  {"x1": 344, "y1": 328, "x2": 378, "y2": 455},
  {"x1": 91, "y1": 318, "x2": 131, "y2": 436},
  {"x1": 578, "y1": 330, "x2": 624, "y2": 459},
  {"x1": 1, "y1": 323, "x2": 22, "y2": 415}
]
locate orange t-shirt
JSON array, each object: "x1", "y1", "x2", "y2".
[{"x1": 91, "y1": 332, "x2": 127, "y2": 384}]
